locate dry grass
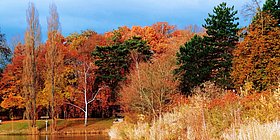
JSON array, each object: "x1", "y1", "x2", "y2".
[
  {"x1": 222, "y1": 121, "x2": 280, "y2": 140},
  {"x1": 222, "y1": 84, "x2": 280, "y2": 140},
  {"x1": 109, "y1": 95, "x2": 209, "y2": 140},
  {"x1": 110, "y1": 82, "x2": 280, "y2": 140}
]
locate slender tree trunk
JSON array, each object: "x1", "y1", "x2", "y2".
[
  {"x1": 67, "y1": 63, "x2": 106, "y2": 126},
  {"x1": 51, "y1": 36, "x2": 55, "y2": 132},
  {"x1": 47, "y1": 3, "x2": 60, "y2": 132},
  {"x1": 136, "y1": 61, "x2": 140, "y2": 81},
  {"x1": 84, "y1": 64, "x2": 88, "y2": 126},
  {"x1": 85, "y1": 104, "x2": 88, "y2": 126},
  {"x1": 31, "y1": 44, "x2": 36, "y2": 127}
]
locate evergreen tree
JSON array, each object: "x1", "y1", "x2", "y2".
[
  {"x1": 175, "y1": 2, "x2": 239, "y2": 95},
  {"x1": 203, "y1": 2, "x2": 239, "y2": 88},
  {"x1": 262, "y1": 0, "x2": 280, "y2": 25},
  {"x1": 92, "y1": 36, "x2": 152, "y2": 100},
  {"x1": 123, "y1": 36, "x2": 152, "y2": 65},
  {"x1": 0, "y1": 30, "x2": 11, "y2": 73},
  {"x1": 93, "y1": 44, "x2": 129, "y2": 95},
  {"x1": 175, "y1": 35, "x2": 214, "y2": 95}
]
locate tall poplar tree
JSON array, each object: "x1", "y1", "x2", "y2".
[
  {"x1": 46, "y1": 3, "x2": 60, "y2": 131},
  {"x1": 23, "y1": 2, "x2": 41, "y2": 127}
]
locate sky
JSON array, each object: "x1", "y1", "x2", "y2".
[{"x1": 0, "y1": 0, "x2": 260, "y2": 46}]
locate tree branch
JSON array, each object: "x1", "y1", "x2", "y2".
[
  {"x1": 88, "y1": 86, "x2": 109, "y2": 104},
  {"x1": 65, "y1": 102, "x2": 85, "y2": 113}
]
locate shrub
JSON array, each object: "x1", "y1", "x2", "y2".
[{"x1": 120, "y1": 49, "x2": 181, "y2": 121}]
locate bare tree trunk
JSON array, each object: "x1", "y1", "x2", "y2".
[
  {"x1": 51, "y1": 50, "x2": 55, "y2": 131},
  {"x1": 84, "y1": 64, "x2": 88, "y2": 126},
  {"x1": 31, "y1": 41, "x2": 36, "y2": 127},
  {"x1": 65, "y1": 60, "x2": 108, "y2": 126}
]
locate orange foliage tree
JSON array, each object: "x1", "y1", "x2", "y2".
[
  {"x1": 63, "y1": 31, "x2": 112, "y2": 122},
  {"x1": 231, "y1": 12, "x2": 280, "y2": 91},
  {"x1": 37, "y1": 32, "x2": 66, "y2": 119},
  {"x1": 0, "y1": 44, "x2": 25, "y2": 112},
  {"x1": 105, "y1": 22, "x2": 176, "y2": 54}
]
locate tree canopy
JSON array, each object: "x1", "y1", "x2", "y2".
[
  {"x1": 93, "y1": 36, "x2": 152, "y2": 100},
  {"x1": 231, "y1": 13, "x2": 280, "y2": 91}
]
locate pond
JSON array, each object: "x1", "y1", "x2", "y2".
[{"x1": 0, "y1": 134, "x2": 110, "y2": 140}]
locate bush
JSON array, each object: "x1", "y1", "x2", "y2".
[{"x1": 120, "y1": 49, "x2": 181, "y2": 121}]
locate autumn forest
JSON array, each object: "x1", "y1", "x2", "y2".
[{"x1": 0, "y1": 0, "x2": 280, "y2": 139}]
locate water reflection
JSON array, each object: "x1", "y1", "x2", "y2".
[{"x1": 0, "y1": 134, "x2": 109, "y2": 140}]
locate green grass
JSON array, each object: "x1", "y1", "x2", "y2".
[
  {"x1": 36, "y1": 120, "x2": 48, "y2": 130},
  {"x1": 56, "y1": 118, "x2": 114, "y2": 131},
  {"x1": 0, "y1": 118, "x2": 114, "y2": 134},
  {"x1": 0, "y1": 120, "x2": 29, "y2": 134},
  {"x1": 92, "y1": 118, "x2": 114, "y2": 129}
]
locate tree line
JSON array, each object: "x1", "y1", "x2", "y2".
[{"x1": 0, "y1": 0, "x2": 279, "y2": 130}]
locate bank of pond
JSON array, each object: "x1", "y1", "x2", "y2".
[
  {"x1": 0, "y1": 135, "x2": 110, "y2": 140},
  {"x1": 0, "y1": 118, "x2": 113, "y2": 135}
]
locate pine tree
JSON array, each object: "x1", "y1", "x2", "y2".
[
  {"x1": 92, "y1": 36, "x2": 152, "y2": 100},
  {"x1": 175, "y1": 35, "x2": 214, "y2": 94},
  {"x1": 93, "y1": 44, "x2": 129, "y2": 95},
  {"x1": 175, "y1": 2, "x2": 239, "y2": 95},
  {"x1": 0, "y1": 30, "x2": 11, "y2": 73},
  {"x1": 203, "y1": 2, "x2": 239, "y2": 89}
]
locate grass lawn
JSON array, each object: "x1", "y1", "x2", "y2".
[
  {"x1": 56, "y1": 118, "x2": 114, "y2": 131},
  {"x1": 0, "y1": 118, "x2": 114, "y2": 134},
  {"x1": 0, "y1": 120, "x2": 46, "y2": 134}
]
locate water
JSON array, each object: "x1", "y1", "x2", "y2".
[{"x1": 0, "y1": 135, "x2": 110, "y2": 140}]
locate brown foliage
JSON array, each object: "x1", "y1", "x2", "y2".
[
  {"x1": 120, "y1": 48, "x2": 181, "y2": 121},
  {"x1": 232, "y1": 12, "x2": 280, "y2": 91}
]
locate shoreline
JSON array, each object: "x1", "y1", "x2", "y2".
[
  {"x1": 0, "y1": 118, "x2": 113, "y2": 135},
  {"x1": 0, "y1": 129, "x2": 109, "y2": 135}
]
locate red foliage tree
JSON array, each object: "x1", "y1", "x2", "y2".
[{"x1": 0, "y1": 43, "x2": 25, "y2": 111}]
